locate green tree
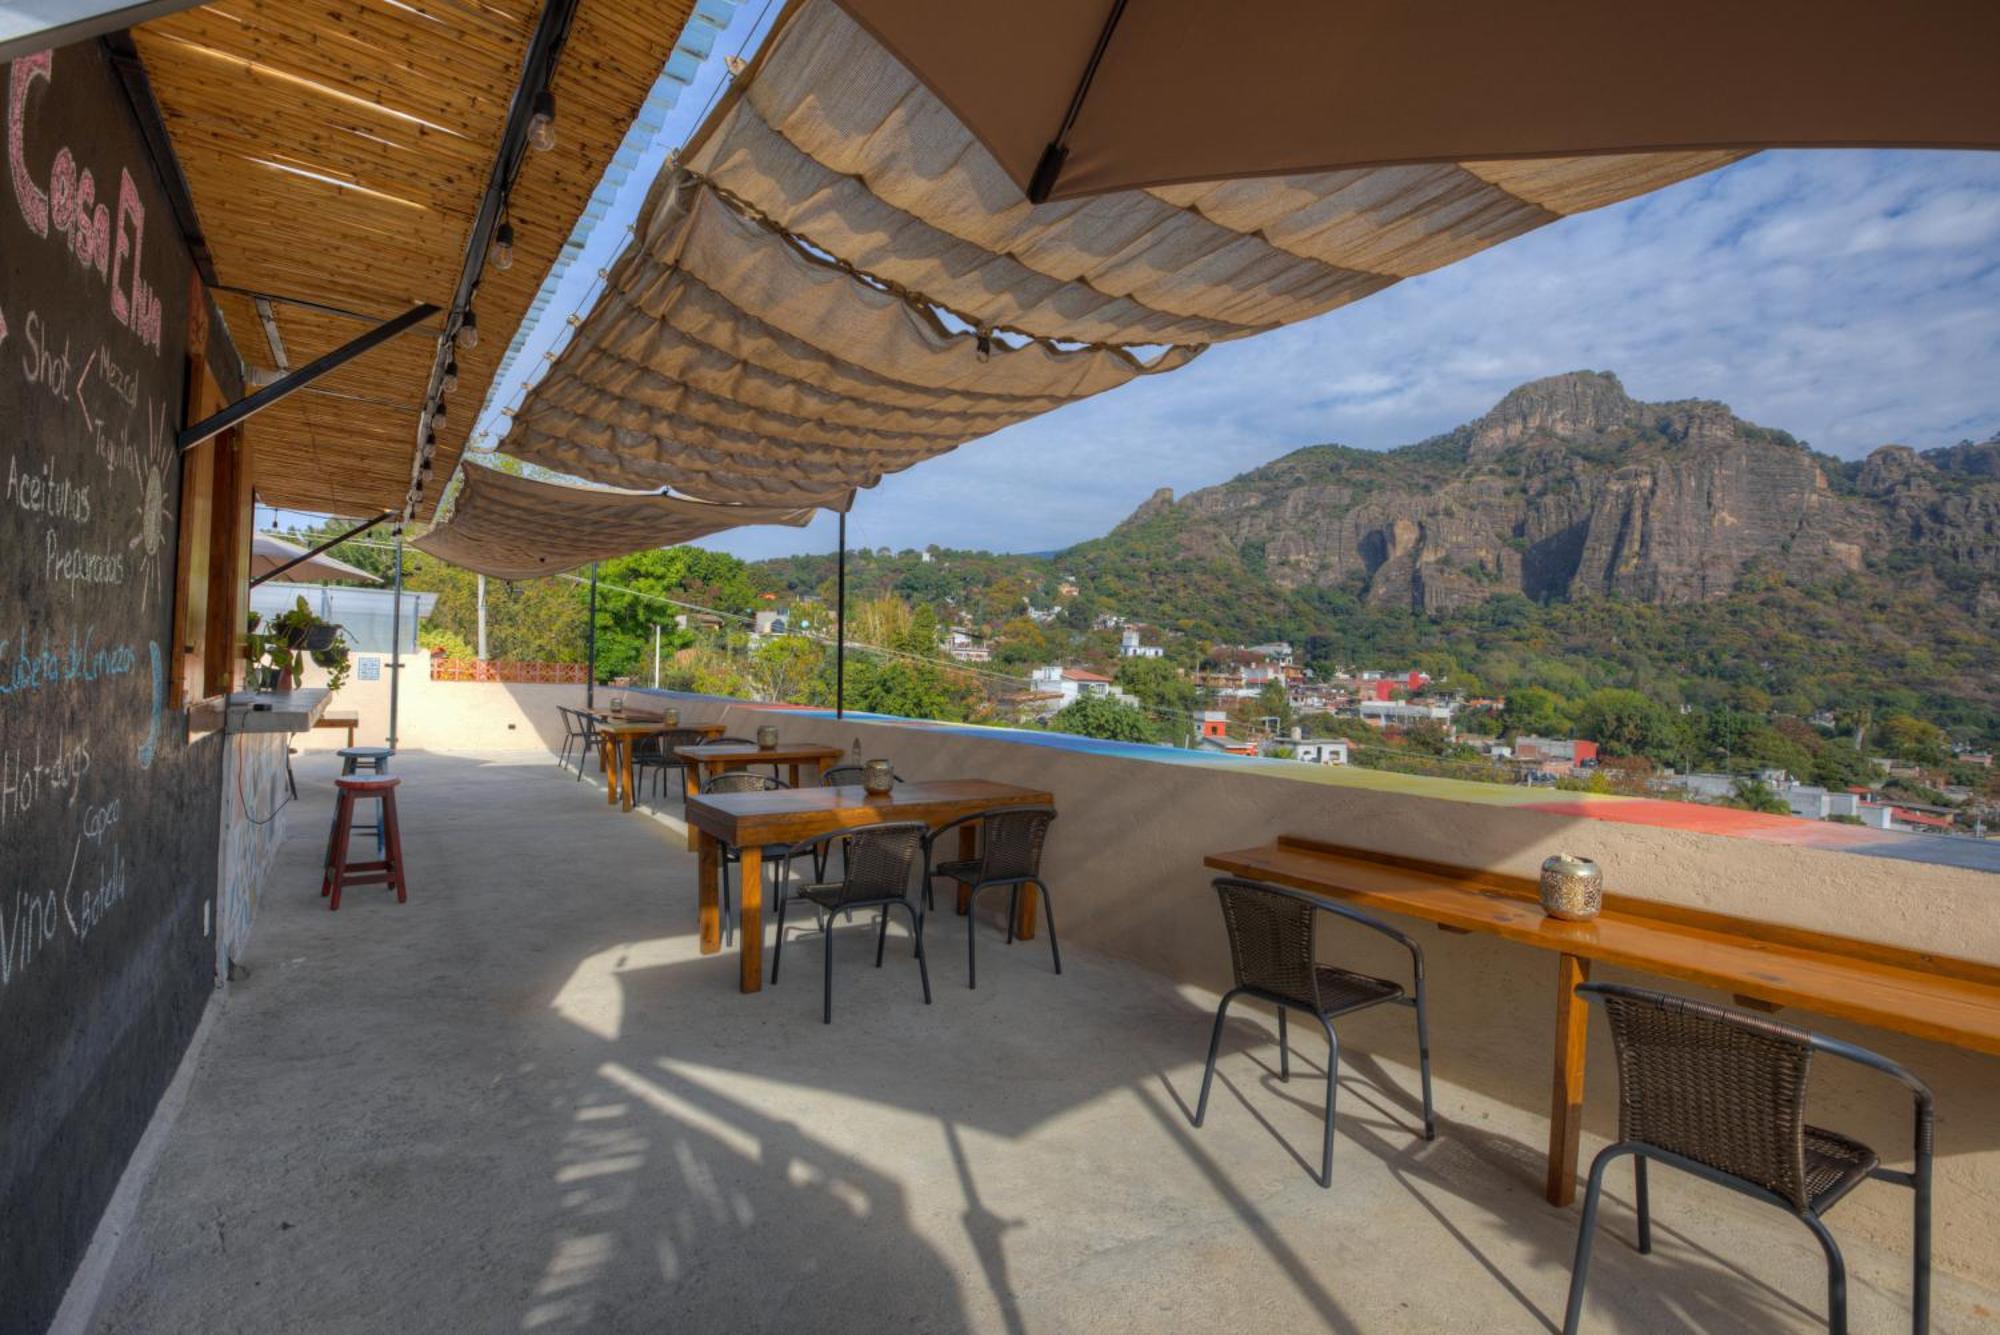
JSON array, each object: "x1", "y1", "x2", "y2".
[
  {"x1": 1880, "y1": 714, "x2": 1949, "y2": 766},
  {"x1": 1574, "y1": 688, "x2": 1676, "y2": 759},
  {"x1": 1501, "y1": 685, "x2": 1573, "y2": 738},
  {"x1": 1115, "y1": 657, "x2": 1197, "y2": 720},
  {"x1": 1729, "y1": 777, "x2": 1793, "y2": 814},
  {"x1": 1048, "y1": 694, "x2": 1161, "y2": 743}
]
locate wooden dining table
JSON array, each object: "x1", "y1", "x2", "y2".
[
  {"x1": 586, "y1": 715, "x2": 726, "y2": 812},
  {"x1": 1206, "y1": 834, "x2": 2000, "y2": 1207},
  {"x1": 673, "y1": 740, "x2": 844, "y2": 850},
  {"x1": 684, "y1": 778, "x2": 1054, "y2": 993}
]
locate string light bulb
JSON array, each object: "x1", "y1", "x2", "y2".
[
  {"x1": 490, "y1": 220, "x2": 515, "y2": 272},
  {"x1": 442, "y1": 358, "x2": 459, "y2": 393},
  {"x1": 433, "y1": 398, "x2": 448, "y2": 426},
  {"x1": 528, "y1": 89, "x2": 557, "y2": 153},
  {"x1": 458, "y1": 308, "x2": 479, "y2": 349}
]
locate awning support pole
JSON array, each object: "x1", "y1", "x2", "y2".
[
  {"x1": 179, "y1": 303, "x2": 440, "y2": 453},
  {"x1": 388, "y1": 531, "x2": 404, "y2": 752},
  {"x1": 835, "y1": 510, "x2": 846, "y2": 720},
  {"x1": 585, "y1": 562, "x2": 599, "y2": 709},
  {"x1": 249, "y1": 511, "x2": 392, "y2": 589}
]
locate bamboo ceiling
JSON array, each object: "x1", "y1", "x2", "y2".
[{"x1": 131, "y1": 0, "x2": 700, "y2": 518}]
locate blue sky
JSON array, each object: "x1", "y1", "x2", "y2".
[{"x1": 460, "y1": 7, "x2": 2000, "y2": 565}]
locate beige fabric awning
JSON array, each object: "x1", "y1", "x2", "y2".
[
  {"x1": 833, "y1": 0, "x2": 2000, "y2": 202},
  {"x1": 430, "y1": 0, "x2": 1794, "y2": 573},
  {"x1": 412, "y1": 463, "x2": 815, "y2": 581}
]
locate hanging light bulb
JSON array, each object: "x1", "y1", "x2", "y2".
[
  {"x1": 459, "y1": 308, "x2": 479, "y2": 349},
  {"x1": 528, "y1": 89, "x2": 557, "y2": 153},
  {"x1": 433, "y1": 398, "x2": 449, "y2": 426},
  {"x1": 490, "y1": 220, "x2": 515, "y2": 272},
  {"x1": 425, "y1": 431, "x2": 437, "y2": 454},
  {"x1": 442, "y1": 358, "x2": 459, "y2": 394}
]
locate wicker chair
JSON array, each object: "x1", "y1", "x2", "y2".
[
  {"x1": 701, "y1": 771, "x2": 788, "y2": 946},
  {"x1": 1192, "y1": 877, "x2": 1436, "y2": 1188},
  {"x1": 1562, "y1": 983, "x2": 1933, "y2": 1335},
  {"x1": 926, "y1": 806, "x2": 1059, "y2": 987},
  {"x1": 771, "y1": 821, "x2": 931, "y2": 1023},
  {"x1": 632, "y1": 727, "x2": 712, "y2": 801},
  {"x1": 714, "y1": 735, "x2": 784, "y2": 780}
]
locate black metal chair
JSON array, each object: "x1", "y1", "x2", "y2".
[
  {"x1": 561, "y1": 707, "x2": 600, "y2": 781},
  {"x1": 820, "y1": 764, "x2": 905, "y2": 787},
  {"x1": 1562, "y1": 983, "x2": 1933, "y2": 1335},
  {"x1": 771, "y1": 821, "x2": 931, "y2": 1023},
  {"x1": 633, "y1": 727, "x2": 711, "y2": 801},
  {"x1": 701, "y1": 771, "x2": 788, "y2": 946},
  {"x1": 556, "y1": 707, "x2": 584, "y2": 772},
  {"x1": 1192, "y1": 877, "x2": 1436, "y2": 1188},
  {"x1": 926, "y1": 806, "x2": 1059, "y2": 987},
  {"x1": 714, "y1": 735, "x2": 785, "y2": 780}
]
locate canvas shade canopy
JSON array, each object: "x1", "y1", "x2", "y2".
[
  {"x1": 411, "y1": 462, "x2": 815, "y2": 581},
  {"x1": 250, "y1": 532, "x2": 379, "y2": 584},
  {"x1": 127, "y1": 0, "x2": 713, "y2": 517},
  {"x1": 832, "y1": 0, "x2": 2000, "y2": 203},
  {"x1": 444, "y1": 0, "x2": 1763, "y2": 576}
]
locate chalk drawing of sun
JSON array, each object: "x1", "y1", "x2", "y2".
[{"x1": 130, "y1": 400, "x2": 175, "y2": 607}]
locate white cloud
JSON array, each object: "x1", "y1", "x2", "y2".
[{"x1": 698, "y1": 148, "x2": 2000, "y2": 561}]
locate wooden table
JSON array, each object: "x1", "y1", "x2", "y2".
[
  {"x1": 674, "y1": 741, "x2": 844, "y2": 850},
  {"x1": 590, "y1": 717, "x2": 725, "y2": 811},
  {"x1": 684, "y1": 779, "x2": 1054, "y2": 993},
  {"x1": 1206, "y1": 835, "x2": 2000, "y2": 1207},
  {"x1": 314, "y1": 710, "x2": 360, "y2": 748}
]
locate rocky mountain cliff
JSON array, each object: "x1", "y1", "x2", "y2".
[{"x1": 1098, "y1": 372, "x2": 1999, "y2": 613}]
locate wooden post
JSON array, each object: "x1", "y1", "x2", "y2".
[
  {"x1": 697, "y1": 832, "x2": 720, "y2": 954},
  {"x1": 683, "y1": 759, "x2": 703, "y2": 851},
  {"x1": 737, "y1": 845, "x2": 764, "y2": 993},
  {"x1": 1547, "y1": 952, "x2": 1592, "y2": 1206}
]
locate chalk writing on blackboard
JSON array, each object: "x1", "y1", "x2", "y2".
[
  {"x1": 7, "y1": 50, "x2": 164, "y2": 352},
  {"x1": 136, "y1": 639, "x2": 160, "y2": 769}
]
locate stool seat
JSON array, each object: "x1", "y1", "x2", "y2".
[{"x1": 321, "y1": 774, "x2": 408, "y2": 911}]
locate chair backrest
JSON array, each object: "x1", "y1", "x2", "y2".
[
  {"x1": 702, "y1": 771, "x2": 787, "y2": 795},
  {"x1": 642, "y1": 728, "x2": 710, "y2": 758},
  {"x1": 1212, "y1": 877, "x2": 1321, "y2": 1010},
  {"x1": 839, "y1": 821, "x2": 928, "y2": 900},
  {"x1": 715, "y1": 736, "x2": 754, "y2": 746},
  {"x1": 822, "y1": 764, "x2": 866, "y2": 786},
  {"x1": 1585, "y1": 983, "x2": 1816, "y2": 1209},
  {"x1": 977, "y1": 806, "x2": 1056, "y2": 881}
]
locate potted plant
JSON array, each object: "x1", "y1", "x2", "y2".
[{"x1": 245, "y1": 598, "x2": 351, "y2": 691}]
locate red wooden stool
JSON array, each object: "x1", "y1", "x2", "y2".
[{"x1": 321, "y1": 776, "x2": 408, "y2": 911}]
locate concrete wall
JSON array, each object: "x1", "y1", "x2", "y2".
[
  {"x1": 214, "y1": 731, "x2": 291, "y2": 985},
  {"x1": 616, "y1": 696, "x2": 2000, "y2": 1287}
]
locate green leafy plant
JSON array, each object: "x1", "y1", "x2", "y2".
[{"x1": 245, "y1": 597, "x2": 351, "y2": 691}]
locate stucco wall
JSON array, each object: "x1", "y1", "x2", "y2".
[
  {"x1": 290, "y1": 651, "x2": 580, "y2": 754},
  {"x1": 621, "y1": 696, "x2": 2000, "y2": 1287},
  {"x1": 215, "y1": 731, "x2": 291, "y2": 984}
]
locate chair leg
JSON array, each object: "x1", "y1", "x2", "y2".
[
  {"x1": 906, "y1": 903, "x2": 932, "y2": 1005},
  {"x1": 875, "y1": 907, "x2": 890, "y2": 967},
  {"x1": 1802, "y1": 1212, "x2": 1849, "y2": 1335},
  {"x1": 1634, "y1": 1156, "x2": 1652, "y2": 1254},
  {"x1": 1005, "y1": 884, "x2": 1018, "y2": 945},
  {"x1": 771, "y1": 894, "x2": 790, "y2": 984},
  {"x1": 1562, "y1": 1146, "x2": 1631, "y2": 1335},
  {"x1": 1914, "y1": 1154, "x2": 1932, "y2": 1335},
  {"x1": 1412, "y1": 979, "x2": 1437, "y2": 1140},
  {"x1": 1192, "y1": 990, "x2": 1240, "y2": 1127},
  {"x1": 326, "y1": 797, "x2": 355, "y2": 912},
  {"x1": 720, "y1": 860, "x2": 735, "y2": 949},
  {"x1": 1318, "y1": 1017, "x2": 1340, "y2": 1188},
  {"x1": 965, "y1": 883, "x2": 983, "y2": 989},
  {"x1": 1038, "y1": 881, "x2": 1061, "y2": 975},
  {"x1": 822, "y1": 918, "x2": 835, "y2": 1025},
  {"x1": 382, "y1": 793, "x2": 407, "y2": 903},
  {"x1": 1278, "y1": 1005, "x2": 1290, "y2": 1081}
]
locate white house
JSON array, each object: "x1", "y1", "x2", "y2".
[
  {"x1": 1357, "y1": 700, "x2": 1454, "y2": 727},
  {"x1": 1290, "y1": 739, "x2": 1351, "y2": 766},
  {"x1": 1118, "y1": 627, "x2": 1164, "y2": 659},
  {"x1": 1028, "y1": 665, "x2": 1137, "y2": 713}
]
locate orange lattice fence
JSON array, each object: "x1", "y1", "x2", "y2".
[{"x1": 432, "y1": 659, "x2": 587, "y2": 684}]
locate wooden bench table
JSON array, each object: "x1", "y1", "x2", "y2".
[
  {"x1": 314, "y1": 709, "x2": 360, "y2": 749},
  {"x1": 1206, "y1": 835, "x2": 2000, "y2": 1207},
  {"x1": 674, "y1": 740, "x2": 843, "y2": 849},
  {"x1": 685, "y1": 779, "x2": 1054, "y2": 993}
]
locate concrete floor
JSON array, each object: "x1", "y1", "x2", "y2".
[{"x1": 84, "y1": 751, "x2": 1996, "y2": 1334}]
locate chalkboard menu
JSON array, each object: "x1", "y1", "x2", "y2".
[{"x1": 0, "y1": 41, "x2": 222, "y2": 1333}]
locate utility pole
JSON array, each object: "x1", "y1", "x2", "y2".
[
  {"x1": 652, "y1": 624, "x2": 661, "y2": 688},
  {"x1": 388, "y1": 529, "x2": 404, "y2": 752},
  {"x1": 835, "y1": 509, "x2": 846, "y2": 720},
  {"x1": 476, "y1": 573, "x2": 488, "y2": 660},
  {"x1": 585, "y1": 561, "x2": 598, "y2": 710}
]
